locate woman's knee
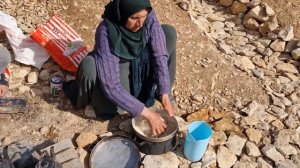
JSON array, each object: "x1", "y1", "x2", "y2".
[
  {"x1": 161, "y1": 24, "x2": 177, "y2": 43},
  {"x1": 77, "y1": 56, "x2": 97, "y2": 81}
]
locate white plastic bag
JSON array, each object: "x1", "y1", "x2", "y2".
[{"x1": 0, "y1": 11, "x2": 49, "y2": 69}]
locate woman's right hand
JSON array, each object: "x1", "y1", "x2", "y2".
[{"x1": 140, "y1": 107, "x2": 167, "y2": 136}]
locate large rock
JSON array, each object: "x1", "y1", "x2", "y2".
[
  {"x1": 275, "y1": 63, "x2": 298, "y2": 74},
  {"x1": 245, "y1": 6, "x2": 269, "y2": 22},
  {"x1": 251, "y1": 55, "x2": 267, "y2": 68},
  {"x1": 235, "y1": 56, "x2": 255, "y2": 72},
  {"x1": 257, "y1": 157, "x2": 273, "y2": 168},
  {"x1": 276, "y1": 144, "x2": 298, "y2": 156},
  {"x1": 258, "y1": 16, "x2": 279, "y2": 34},
  {"x1": 285, "y1": 39, "x2": 299, "y2": 53},
  {"x1": 261, "y1": 145, "x2": 285, "y2": 162},
  {"x1": 270, "y1": 39, "x2": 286, "y2": 52},
  {"x1": 230, "y1": 1, "x2": 248, "y2": 15},
  {"x1": 232, "y1": 155, "x2": 257, "y2": 168},
  {"x1": 278, "y1": 25, "x2": 294, "y2": 41},
  {"x1": 226, "y1": 134, "x2": 247, "y2": 156},
  {"x1": 240, "y1": 100, "x2": 260, "y2": 116},
  {"x1": 247, "y1": 0, "x2": 261, "y2": 8},
  {"x1": 75, "y1": 132, "x2": 98, "y2": 148},
  {"x1": 217, "y1": 146, "x2": 237, "y2": 168},
  {"x1": 219, "y1": 0, "x2": 233, "y2": 7},
  {"x1": 243, "y1": 17, "x2": 259, "y2": 30},
  {"x1": 143, "y1": 152, "x2": 180, "y2": 168},
  {"x1": 245, "y1": 141, "x2": 261, "y2": 157},
  {"x1": 291, "y1": 48, "x2": 300, "y2": 60},
  {"x1": 245, "y1": 128, "x2": 262, "y2": 144},
  {"x1": 201, "y1": 147, "x2": 217, "y2": 168},
  {"x1": 209, "y1": 131, "x2": 227, "y2": 146}
]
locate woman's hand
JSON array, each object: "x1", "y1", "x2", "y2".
[
  {"x1": 161, "y1": 94, "x2": 174, "y2": 117},
  {"x1": 140, "y1": 107, "x2": 167, "y2": 136},
  {"x1": 0, "y1": 85, "x2": 8, "y2": 97}
]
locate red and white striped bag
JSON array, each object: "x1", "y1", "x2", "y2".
[{"x1": 30, "y1": 16, "x2": 88, "y2": 74}]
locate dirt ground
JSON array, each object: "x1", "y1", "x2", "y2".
[
  {"x1": 0, "y1": 0, "x2": 299, "y2": 153},
  {"x1": 262, "y1": 0, "x2": 300, "y2": 38}
]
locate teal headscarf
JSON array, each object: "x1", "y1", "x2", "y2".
[{"x1": 103, "y1": 0, "x2": 152, "y2": 59}]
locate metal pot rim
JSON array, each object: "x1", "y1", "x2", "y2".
[{"x1": 131, "y1": 111, "x2": 178, "y2": 143}]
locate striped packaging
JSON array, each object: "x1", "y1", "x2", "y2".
[{"x1": 30, "y1": 16, "x2": 88, "y2": 74}]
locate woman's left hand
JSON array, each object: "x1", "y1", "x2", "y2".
[{"x1": 161, "y1": 94, "x2": 174, "y2": 117}]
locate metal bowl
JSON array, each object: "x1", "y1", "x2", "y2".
[{"x1": 132, "y1": 109, "x2": 178, "y2": 143}]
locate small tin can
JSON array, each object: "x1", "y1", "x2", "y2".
[{"x1": 50, "y1": 75, "x2": 63, "y2": 96}]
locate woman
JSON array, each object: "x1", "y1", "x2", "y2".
[
  {"x1": 0, "y1": 46, "x2": 11, "y2": 97},
  {"x1": 65, "y1": 0, "x2": 177, "y2": 136}
]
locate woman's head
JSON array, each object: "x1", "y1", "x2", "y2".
[{"x1": 104, "y1": 0, "x2": 152, "y2": 31}]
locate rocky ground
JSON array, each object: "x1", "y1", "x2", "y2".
[{"x1": 0, "y1": 0, "x2": 300, "y2": 168}]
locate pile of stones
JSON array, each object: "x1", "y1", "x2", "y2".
[{"x1": 176, "y1": 0, "x2": 300, "y2": 167}]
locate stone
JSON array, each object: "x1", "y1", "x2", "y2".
[
  {"x1": 1, "y1": 137, "x2": 12, "y2": 146},
  {"x1": 261, "y1": 145, "x2": 285, "y2": 162},
  {"x1": 13, "y1": 68, "x2": 31, "y2": 79},
  {"x1": 270, "y1": 95, "x2": 286, "y2": 109},
  {"x1": 41, "y1": 139, "x2": 83, "y2": 168},
  {"x1": 233, "y1": 155, "x2": 257, "y2": 168},
  {"x1": 75, "y1": 132, "x2": 98, "y2": 148},
  {"x1": 39, "y1": 126, "x2": 49, "y2": 134},
  {"x1": 271, "y1": 119, "x2": 285, "y2": 130},
  {"x1": 258, "y1": 16, "x2": 279, "y2": 34},
  {"x1": 275, "y1": 63, "x2": 298, "y2": 74},
  {"x1": 268, "y1": 105, "x2": 288, "y2": 120},
  {"x1": 217, "y1": 146, "x2": 237, "y2": 168},
  {"x1": 243, "y1": 17, "x2": 259, "y2": 30},
  {"x1": 275, "y1": 129, "x2": 300, "y2": 147},
  {"x1": 207, "y1": 14, "x2": 226, "y2": 22},
  {"x1": 219, "y1": 0, "x2": 234, "y2": 7},
  {"x1": 245, "y1": 6, "x2": 269, "y2": 22},
  {"x1": 291, "y1": 48, "x2": 300, "y2": 60},
  {"x1": 262, "y1": 3, "x2": 275, "y2": 16},
  {"x1": 179, "y1": 1, "x2": 190, "y2": 11},
  {"x1": 201, "y1": 147, "x2": 216, "y2": 168},
  {"x1": 276, "y1": 160, "x2": 298, "y2": 168},
  {"x1": 238, "y1": 0, "x2": 249, "y2": 4},
  {"x1": 143, "y1": 152, "x2": 180, "y2": 168},
  {"x1": 38, "y1": 69, "x2": 50, "y2": 81},
  {"x1": 251, "y1": 55, "x2": 267, "y2": 68},
  {"x1": 284, "y1": 115, "x2": 300, "y2": 129},
  {"x1": 278, "y1": 25, "x2": 294, "y2": 41},
  {"x1": 278, "y1": 76, "x2": 291, "y2": 84},
  {"x1": 240, "y1": 100, "x2": 259, "y2": 116},
  {"x1": 77, "y1": 147, "x2": 89, "y2": 168},
  {"x1": 213, "y1": 115, "x2": 240, "y2": 132},
  {"x1": 209, "y1": 131, "x2": 227, "y2": 146},
  {"x1": 226, "y1": 134, "x2": 247, "y2": 156},
  {"x1": 230, "y1": 1, "x2": 248, "y2": 15},
  {"x1": 276, "y1": 144, "x2": 298, "y2": 156},
  {"x1": 187, "y1": 109, "x2": 209, "y2": 122},
  {"x1": 235, "y1": 56, "x2": 255, "y2": 72},
  {"x1": 270, "y1": 39, "x2": 286, "y2": 52},
  {"x1": 247, "y1": 0, "x2": 261, "y2": 8},
  {"x1": 245, "y1": 141, "x2": 261, "y2": 156},
  {"x1": 289, "y1": 90, "x2": 300, "y2": 104},
  {"x1": 18, "y1": 85, "x2": 31, "y2": 94},
  {"x1": 291, "y1": 154, "x2": 300, "y2": 167},
  {"x1": 257, "y1": 157, "x2": 273, "y2": 168},
  {"x1": 285, "y1": 39, "x2": 299, "y2": 53},
  {"x1": 190, "y1": 162, "x2": 202, "y2": 168},
  {"x1": 27, "y1": 71, "x2": 39, "y2": 84},
  {"x1": 218, "y1": 43, "x2": 234, "y2": 55},
  {"x1": 245, "y1": 128, "x2": 262, "y2": 144}
]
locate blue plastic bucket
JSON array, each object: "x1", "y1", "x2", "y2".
[{"x1": 184, "y1": 121, "x2": 212, "y2": 162}]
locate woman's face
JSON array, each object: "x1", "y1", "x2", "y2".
[{"x1": 125, "y1": 9, "x2": 148, "y2": 32}]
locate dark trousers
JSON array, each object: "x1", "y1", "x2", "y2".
[{"x1": 76, "y1": 24, "x2": 177, "y2": 116}]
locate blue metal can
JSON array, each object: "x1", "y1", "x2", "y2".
[{"x1": 50, "y1": 75, "x2": 63, "y2": 96}]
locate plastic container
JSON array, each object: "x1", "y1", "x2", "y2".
[{"x1": 184, "y1": 121, "x2": 212, "y2": 162}]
